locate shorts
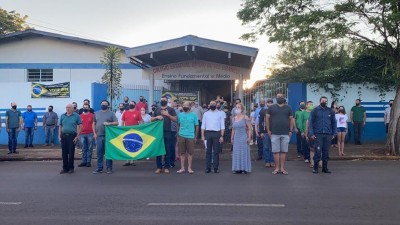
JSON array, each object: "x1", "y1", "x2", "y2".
[
  {"x1": 178, "y1": 136, "x2": 194, "y2": 155},
  {"x1": 270, "y1": 135, "x2": 290, "y2": 153},
  {"x1": 337, "y1": 127, "x2": 347, "y2": 132}
]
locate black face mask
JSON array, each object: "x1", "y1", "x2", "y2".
[
  {"x1": 203, "y1": 106, "x2": 207, "y2": 109},
  {"x1": 210, "y1": 105, "x2": 217, "y2": 111},
  {"x1": 124, "y1": 100, "x2": 128, "y2": 103},
  {"x1": 260, "y1": 104, "x2": 265, "y2": 107},
  {"x1": 356, "y1": 103, "x2": 360, "y2": 106},
  {"x1": 320, "y1": 102, "x2": 327, "y2": 108},
  {"x1": 101, "y1": 105, "x2": 108, "y2": 110},
  {"x1": 183, "y1": 107, "x2": 190, "y2": 112},
  {"x1": 151, "y1": 107, "x2": 156, "y2": 111},
  {"x1": 140, "y1": 99, "x2": 144, "y2": 102},
  {"x1": 83, "y1": 109, "x2": 89, "y2": 113},
  {"x1": 48, "y1": 108, "x2": 53, "y2": 112},
  {"x1": 129, "y1": 105, "x2": 135, "y2": 109},
  {"x1": 119, "y1": 107, "x2": 124, "y2": 111},
  {"x1": 160, "y1": 100, "x2": 168, "y2": 106},
  {"x1": 277, "y1": 98, "x2": 285, "y2": 104},
  {"x1": 12, "y1": 106, "x2": 17, "y2": 110},
  {"x1": 217, "y1": 106, "x2": 221, "y2": 110},
  {"x1": 389, "y1": 103, "x2": 393, "y2": 107}
]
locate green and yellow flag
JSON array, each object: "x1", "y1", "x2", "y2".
[{"x1": 105, "y1": 121, "x2": 165, "y2": 160}]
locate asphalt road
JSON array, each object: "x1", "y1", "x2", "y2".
[{"x1": 0, "y1": 160, "x2": 399, "y2": 225}]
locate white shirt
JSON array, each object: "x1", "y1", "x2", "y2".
[
  {"x1": 201, "y1": 110, "x2": 225, "y2": 131},
  {"x1": 115, "y1": 110, "x2": 124, "y2": 126},
  {"x1": 142, "y1": 114, "x2": 151, "y2": 124},
  {"x1": 384, "y1": 107, "x2": 391, "y2": 124},
  {"x1": 335, "y1": 114, "x2": 348, "y2": 128}
]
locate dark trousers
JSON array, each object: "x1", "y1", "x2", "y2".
[
  {"x1": 24, "y1": 127, "x2": 34, "y2": 146},
  {"x1": 170, "y1": 131, "x2": 177, "y2": 166},
  {"x1": 302, "y1": 136, "x2": 310, "y2": 160},
  {"x1": 7, "y1": 128, "x2": 19, "y2": 152},
  {"x1": 61, "y1": 133, "x2": 76, "y2": 171},
  {"x1": 252, "y1": 125, "x2": 257, "y2": 143},
  {"x1": 156, "y1": 131, "x2": 173, "y2": 169},
  {"x1": 257, "y1": 136, "x2": 264, "y2": 158},
  {"x1": 198, "y1": 121, "x2": 202, "y2": 139},
  {"x1": 296, "y1": 132, "x2": 303, "y2": 155},
  {"x1": 206, "y1": 131, "x2": 220, "y2": 170},
  {"x1": 314, "y1": 134, "x2": 331, "y2": 167},
  {"x1": 353, "y1": 122, "x2": 364, "y2": 144}
]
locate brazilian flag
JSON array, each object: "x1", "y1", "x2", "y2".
[{"x1": 105, "y1": 121, "x2": 165, "y2": 160}]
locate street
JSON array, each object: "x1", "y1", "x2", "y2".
[{"x1": 0, "y1": 160, "x2": 399, "y2": 225}]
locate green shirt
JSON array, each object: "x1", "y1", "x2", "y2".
[
  {"x1": 351, "y1": 106, "x2": 366, "y2": 122},
  {"x1": 5, "y1": 109, "x2": 21, "y2": 129},
  {"x1": 178, "y1": 112, "x2": 199, "y2": 139},
  {"x1": 295, "y1": 110, "x2": 303, "y2": 130},
  {"x1": 60, "y1": 112, "x2": 82, "y2": 134},
  {"x1": 297, "y1": 110, "x2": 310, "y2": 133}
]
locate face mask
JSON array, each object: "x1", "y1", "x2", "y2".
[
  {"x1": 129, "y1": 105, "x2": 135, "y2": 109},
  {"x1": 217, "y1": 106, "x2": 221, "y2": 110},
  {"x1": 389, "y1": 103, "x2": 393, "y2": 107},
  {"x1": 152, "y1": 107, "x2": 156, "y2": 111},
  {"x1": 183, "y1": 107, "x2": 190, "y2": 112},
  {"x1": 124, "y1": 99, "x2": 128, "y2": 103},
  {"x1": 236, "y1": 109, "x2": 242, "y2": 114},
  {"x1": 101, "y1": 105, "x2": 108, "y2": 110},
  {"x1": 160, "y1": 100, "x2": 168, "y2": 107},
  {"x1": 210, "y1": 105, "x2": 216, "y2": 111},
  {"x1": 308, "y1": 106, "x2": 314, "y2": 111},
  {"x1": 277, "y1": 98, "x2": 285, "y2": 104},
  {"x1": 203, "y1": 106, "x2": 207, "y2": 109},
  {"x1": 48, "y1": 108, "x2": 53, "y2": 112},
  {"x1": 119, "y1": 107, "x2": 124, "y2": 111},
  {"x1": 83, "y1": 109, "x2": 89, "y2": 113},
  {"x1": 12, "y1": 106, "x2": 17, "y2": 110},
  {"x1": 260, "y1": 104, "x2": 265, "y2": 108},
  {"x1": 300, "y1": 105, "x2": 306, "y2": 110},
  {"x1": 320, "y1": 102, "x2": 327, "y2": 107},
  {"x1": 356, "y1": 103, "x2": 360, "y2": 106},
  {"x1": 140, "y1": 98, "x2": 144, "y2": 102},
  {"x1": 27, "y1": 108, "x2": 32, "y2": 112},
  {"x1": 73, "y1": 106, "x2": 77, "y2": 110}
]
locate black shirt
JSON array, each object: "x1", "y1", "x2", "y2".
[{"x1": 154, "y1": 106, "x2": 177, "y2": 131}]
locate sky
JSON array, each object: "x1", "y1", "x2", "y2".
[{"x1": 1, "y1": 0, "x2": 279, "y2": 88}]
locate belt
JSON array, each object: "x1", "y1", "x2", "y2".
[
  {"x1": 206, "y1": 130, "x2": 219, "y2": 132},
  {"x1": 62, "y1": 132, "x2": 77, "y2": 136}
]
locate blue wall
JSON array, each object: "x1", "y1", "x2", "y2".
[{"x1": 288, "y1": 83, "x2": 307, "y2": 144}]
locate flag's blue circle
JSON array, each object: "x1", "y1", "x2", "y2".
[
  {"x1": 122, "y1": 133, "x2": 143, "y2": 153},
  {"x1": 32, "y1": 86, "x2": 42, "y2": 95}
]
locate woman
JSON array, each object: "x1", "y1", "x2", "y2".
[
  {"x1": 336, "y1": 106, "x2": 348, "y2": 156},
  {"x1": 140, "y1": 107, "x2": 151, "y2": 124},
  {"x1": 231, "y1": 103, "x2": 252, "y2": 174}
]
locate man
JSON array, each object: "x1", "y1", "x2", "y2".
[
  {"x1": 191, "y1": 102, "x2": 203, "y2": 139},
  {"x1": 297, "y1": 101, "x2": 313, "y2": 163},
  {"x1": 149, "y1": 104, "x2": 157, "y2": 117},
  {"x1": 308, "y1": 96, "x2": 337, "y2": 174},
  {"x1": 43, "y1": 105, "x2": 58, "y2": 146},
  {"x1": 254, "y1": 100, "x2": 266, "y2": 160},
  {"x1": 115, "y1": 103, "x2": 125, "y2": 126},
  {"x1": 123, "y1": 96, "x2": 130, "y2": 110},
  {"x1": 78, "y1": 104, "x2": 94, "y2": 167},
  {"x1": 256, "y1": 99, "x2": 274, "y2": 167},
  {"x1": 350, "y1": 99, "x2": 366, "y2": 145},
  {"x1": 59, "y1": 103, "x2": 82, "y2": 174},
  {"x1": 22, "y1": 105, "x2": 37, "y2": 148},
  {"x1": 201, "y1": 100, "x2": 225, "y2": 173},
  {"x1": 266, "y1": 95, "x2": 293, "y2": 175},
  {"x1": 72, "y1": 102, "x2": 79, "y2": 114},
  {"x1": 294, "y1": 101, "x2": 306, "y2": 157},
  {"x1": 92, "y1": 100, "x2": 119, "y2": 174},
  {"x1": 151, "y1": 97, "x2": 177, "y2": 174},
  {"x1": 78, "y1": 99, "x2": 95, "y2": 114},
  {"x1": 384, "y1": 100, "x2": 394, "y2": 134},
  {"x1": 122, "y1": 101, "x2": 142, "y2": 166},
  {"x1": 5, "y1": 102, "x2": 22, "y2": 154},
  {"x1": 216, "y1": 102, "x2": 226, "y2": 154},
  {"x1": 136, "y1": 96, "x2": 148, "y2": 113},
  {"x1": 176, "y1": 101, "x2": 199, "y2": 174}
]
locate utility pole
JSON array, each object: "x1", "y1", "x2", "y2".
[{"x1": 110, "y1": 63, "x2": 113, "y2": 110}]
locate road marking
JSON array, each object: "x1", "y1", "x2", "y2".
[
  {"x1": 0, "y1": 202, "x2": 22, "y2": 205},
  {"x1": 148, "y1": 203, "x2": 285, "y2": 207}
]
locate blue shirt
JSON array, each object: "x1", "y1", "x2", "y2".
[
  {"x1": 253, "y1": 106, "x2": 266, "y2": 120},
  {"x1": 178, "y1": 112, "x2": 199, "y2": 138},
  {"x1": 308, "y1": 105, "x2": 337, "y2": 136},
  {"x1": 22, "y1": 111, "x2": 37, "y2": 128}
]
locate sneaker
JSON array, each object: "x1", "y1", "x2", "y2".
[
  {"x1": 77, "y1": 163, "x2": 87, "y2": 167},
  {"x1": 13, "y1": 151, "x2": 19, "y2": 154},
  {"x1": 154, "y1": 169, "x2": 162, "y2": 174},
  {"x1": 106, "y1": 168, "x2": 113, "y2": 174},
  {"x1": 7, "y1": 152, "x2": 12, "y2": 154},
  {"x1": 24, "y1": 145, "x2": 28, "y2": 148},
  {"x1": 43, "y1": 144, "x2": 49, "y2": 146},
  {"x1": 60, "y1": 170, "x2": 68, "y2": 174},
  {"x1": 86, "y1": 163, "x2": 91, "y2": 167},
  {"x1": 68, "y1": 169, "x2": 74, "y2": 174},
  {"x1": 163, "y1": 168, "x2": 170, "y2": 174},
  {"x1": 305, "y1": 159, "x2": 310, "y2": 163},
  {"x1": 92, "y1": 169, "x2": 103, "y2": 174},
  {"x1": 123, "y1": 162, "x2": 131, "y2": 166},
  {"x1": 29, "y1": 145, "x2": 34, "y2": 148}
]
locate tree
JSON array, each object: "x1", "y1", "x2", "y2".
[
  {"x1": 0, "y1": 8, "x2": 29, "y2": 35},
  {"x1": 238, "y1": 0, "x2": 400, "y2": 155},
  {"x1": 101, "y1": 46, "x2": 123, "y2": 110}
]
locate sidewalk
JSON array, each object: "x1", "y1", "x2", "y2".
[{"x1": 1, "y1": 142, "x2": 399, "y2": 162}]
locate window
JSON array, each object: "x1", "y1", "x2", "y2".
[{"x1": 27, "y1": 69, "x2": 53, "y2": 82}]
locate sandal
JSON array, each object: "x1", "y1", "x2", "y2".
[
  {"x1": 176, "y1": 169, "x2": 185, "y2": 174},
  {"x1": 281, "y1": 170, "x2": 289, "y2": 175},
  {"x1": 188, "y1": 170, "x2": 195, "y2": 174},
  {"x1": 272, "y1": 170, "x2": 280, "y2": 175}
]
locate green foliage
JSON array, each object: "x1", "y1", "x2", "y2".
[
  {"x1": 0, "y1": 8, "x2": 29, "y2": 35},
  {"x1": 101, "y1": 46, "x2": 123, "y2": 109}
]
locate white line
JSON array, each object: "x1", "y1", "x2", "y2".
[
  {"x1": 0, "y1": 202, "x2": 22, "y2": 205},
  {"x1": 148, "y1": 203, "x2": 285, "y2": 207}
]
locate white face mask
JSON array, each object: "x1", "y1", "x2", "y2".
[{"x1": 236, "y1": 109, "x2": 242, "y2": 114}]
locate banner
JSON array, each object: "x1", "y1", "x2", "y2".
[
  {"x1": 161, "y1": 87, "x2": 198, "y2": 103},
  {"x1": 105, "y1": 120, "x2": 165, "y2": 160},
  {"x1": 31, "y1": 82, "x2": 70, "y2": 98}
]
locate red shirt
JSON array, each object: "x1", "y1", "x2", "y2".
[
  {"x1": 136, "y1": 102, "x2": 148, "y2": 112},
  {"x1": 80, "y1": 113, "x2": 94, "y2": 134},
  {"x1": 122, "y1": 110, "x2": 142, "y2": 126}
]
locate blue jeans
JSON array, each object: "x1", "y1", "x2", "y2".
[
  {"x1": 44, "y1": 126, "x2": 55, "y2": 145},
  {"x1": 314, "y1": 134, "x2": 332, "y2": 167},
  {"x1": 80, "y1": 133, "x2": 93, "y2": 164},
  {"x1": 96, "y1": 136, "x2": 112, "y2": 170},
  {"x1": 262, "y1": 134, "x2": 274, "y2": 163},
  {"x1": 156, "y1": 131, "x2": 173, "y2": 169},
  {"x1": 302, "y1": 135, "x2": 310, "y2": 160},
  {"x1": 8, "y1": 128, "x2": 19, "y2": 152},
  {"x1": 24, "y1": 127, "x2": 34, "y2": 146}
]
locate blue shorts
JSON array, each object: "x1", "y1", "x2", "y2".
[{"x1": 337, "y1": 127, "x2": 347, "y2": 132}]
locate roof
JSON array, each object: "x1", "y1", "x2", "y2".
[
  {"x1": 0, "y1": 29, "x2": 128, "y2": 49},
  {"x1": 125, "y1": 35, "x2": 258, "y2": 69}
]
